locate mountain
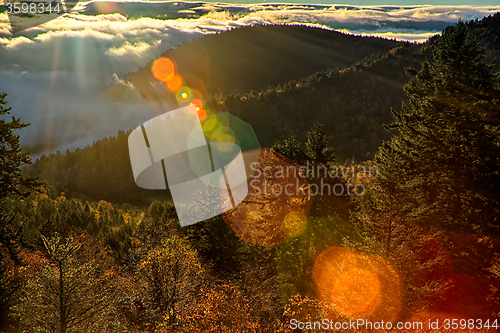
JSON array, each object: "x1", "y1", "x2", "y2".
[
  {"x1": 420, "y1": 12, "x2": 500, "y2": 71},
  {"x1": 105, "y1": 24, "x2": 402, "y2": 101},
  {"x1": 469, "y1": 13, "x2": 500, "y2": 71},
  {"x1": 25, "y1": 15, "x2": 500, "y2": 204},
  {"x1": 24, "y1": 47, "x2": 424, "y2": 204}
]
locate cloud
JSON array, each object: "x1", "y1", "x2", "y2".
[
  {"x1": 0, "y1": 2, "x2": 498, "y2": 156},
  {"x1": 0, "y1": 14, "x2": 209, "y2": 77},
  {"x1": 0, "y1": 70, "x2": 175, "y2": 157}
]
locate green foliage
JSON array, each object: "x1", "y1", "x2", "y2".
[
  {"x1": 3, "y1": 186, "x2": 139, "y2": 263},
  {"x1": 348, "y1": 174, "x2": 450, "y2": 316},
  {"x1": 0, "y1": 93, "x2": 40, "y2": 332},
  {"x1": 136, "y1": 200, "x2": 180, "y2": 249},
  {"x1": 277, "y1": 215, "x2": 355, "y2": 301},
  {"x1": 272, "y1": 122, "x2": 336, "y2": 165},
  {"x1": 183, "y1": 215, "x2": 242, "y2": 276},
  {"x1": 23, "y1": 130, "x2": 170, "y2": 205},
  {"x1": 221, "y1": 50, "x2": 424, "y2": 162},
  {"x1": 3, "y1": 18, "x2": 500, "y2": 332},
  {"x1": 305, "y1": 122, "x2": 336, "y2": 165},
  {"x1": 271, "y1": 132, "x2": 306, "y2": 165},
  {"x1": 0, "y1": 93, "x2": 40, "y2": 200},
  {"x1": 379, "y1": 20, "x2": 500, "y2": 235},
  {"x1": 342, "y1": 19, "x2": 500, "y2": 320}
]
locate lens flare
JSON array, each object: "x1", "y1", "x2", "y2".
[
  {"x1": 189, "y1": 99, "x2": 203, "y2": 112},
  {"x1": 330, "y1": 267, "x2": 381, "y2": 318},
  {"x1": 222, "y1": 148, "x2": 312, "y2": 247},
  {"x1": 283, "y1": 210, "x2": 308, "y2": 238},
  {"x1": 203, "y1": 117, "x2": 219, "y2": 133},
  {"x1": 176, "y1": 87, "x2": 192, "y2": 104},
  {"x1": 151, "y1": 57, "x2": 176, "y2": 82},
  {"x1": 211, "y1": 127, "x2": 235, "y2": 152},
  {"x1": 312, "y1": 246, "x2": 401, "y2": 322},
  {"x1": 166, "y1": 73, "x2": 183, "y2": 92},
  {"x1": 186, "y1": 112, "x2": 260, "y2": 200},
  {"x1": 197, "y1": 109, "x2": 207, "y2": 121}
]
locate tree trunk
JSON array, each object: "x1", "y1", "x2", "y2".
[{"x1": 58, "y1": 261, "x2": 66, "y2": 333}]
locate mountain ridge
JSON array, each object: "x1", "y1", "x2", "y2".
[{"x1": 105, "y1": 24, "x2": 404, "y2": 101}]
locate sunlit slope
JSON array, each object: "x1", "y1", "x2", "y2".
[{"x1": 105, "y1": 24, "x2": 400, "y2": 100}]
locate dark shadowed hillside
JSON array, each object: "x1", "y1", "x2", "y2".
[
  {"x1": 25, "y1": 15, "x2": 500, "y2": 203},
  {"x1": 25, "y1": 48, "x2": 424, "y2": 204},
  {"x1": 469, "y1": 13, "x2": 500, "y2": 71},
  {"x1": 421, "y1": 12, "x2": 500, "y2": 71},
  {"x1": 105, "y1": 24, "x2": 401, "y2": 100},
  {"x1": 209, "y1": 47, "x2": 426, "y2": 161}
]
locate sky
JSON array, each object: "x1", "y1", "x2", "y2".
[
  {"x1": 212, "y1": 1, "x2": 500, "y2": 4},
  {"x1": 0, "y1": 2, "x2": 499, "y2": 157}
]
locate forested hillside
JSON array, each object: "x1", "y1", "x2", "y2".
[
  {"x1": 469, "y1": 13, "x2": 500, "y2": 71},
  {"x1": 24, "y1": 48, "x2": 424, "y2": 203},
  {"x1": 2, "y1": 14, "x2": 500, "y2": 333},
  {"x1": 105, "y1": 24, "x2": 403, "y2": 100},
  {"x1": 25, "y1": 14, "x2": 500, "y2": 202}
]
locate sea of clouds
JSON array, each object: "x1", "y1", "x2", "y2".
[{"x1": 0, "y1": 2, "x2": 499, "y2": 157}]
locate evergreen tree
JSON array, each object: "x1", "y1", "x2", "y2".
[
  {"x1": 305, "y1": 122, "x2": 336, "y2": 165},
  {"x1": 272, "y1": 122, "x2": 336, "y2": 166},
  {"x1": 0, "y1": 93, "x2": 39, "y2": 199},
  {"x1": 0, "y1": 214, "x2": 23, "y2": 330},
  {"x1": 378, "y1": 21, "x2": 500, "y2": 234},
  {"x1": 348, "y1": 168, "x2": 449, "y2": 316},
  {"x1": 0, "y1": 93, "x2": 39, "y2": 331},
  {"x1": 271, "y1": 132, "x2": 307, "y2": 164}
]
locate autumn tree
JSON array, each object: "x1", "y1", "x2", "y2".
[
  {"x1": 137, "y1": 235, "x2": 203, "y2": 328},
  {"x1": 175, "y1": 282, "x2": 259, "y2": 332},
  {"x1": 12, "y1": 234, "x2": 117, "y2": 333}
]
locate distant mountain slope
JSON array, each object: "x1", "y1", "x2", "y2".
[
  {"x1": 469, "y1": 13, "x2": 500, "y2": 71},
  {"x1": 25, "y1": 48, "x2": 424, "y2": 204},
  {"x1": 105, "y1": 24, "x2": 401, "y2": 100},
  {"x1": 421, "y1": 12, "x2": 500, "y2": 71},
  {"x1": 211, "y1": 47, "x2": 426, "y2": 161},
  {"x1": 25, "y1": 16, "x2": 500, "y2": 204}
]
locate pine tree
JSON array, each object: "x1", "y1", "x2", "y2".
[
  {"x1": 378, "y1": 20, "x2": 500, "y2": 234},
  {"x1": 305, "y1": 122, "x2": 336, "y2": 165},
  {"x1": 0, "y1": 213, "x2": 23, "y2": 330},
  {"x1": 0, "y1": 93, "x2": 39, "y2": 199},
  {"x1": 271, "y1": 132, "x2": 307, "y2": 164},
  {"x1": 348, "y1": 167, "x2": 449, "y2": 316},
  {"x1": 272, "y1": 122, "x2": 336, "y2": 166},
  {"x1": 0, "y1": 93, "x2": 39, "y2": 331}
]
